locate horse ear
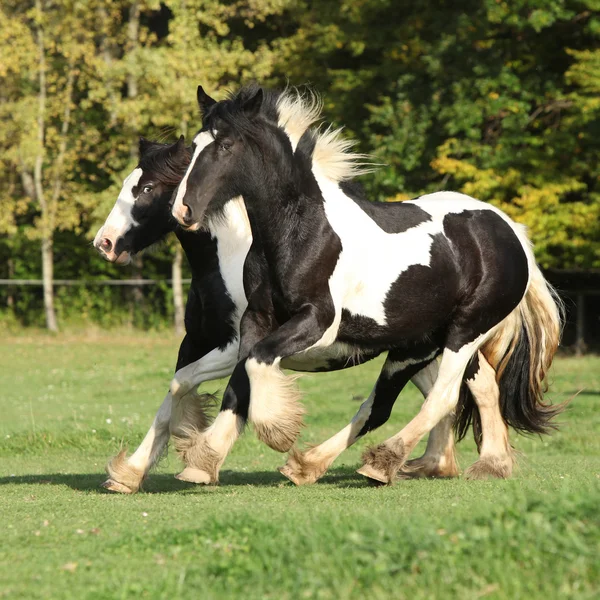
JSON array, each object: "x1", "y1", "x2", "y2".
[
  {"x1": 197, "y1": 85, "x2": 217, "y2": 114},
  {"x1": 241, "y1": 88, "x2": 264, "y2": 119},
  {"x1": 139, "y1": 136, "x2": 153, "y2": 157},
  {"x1": 176, "y1": 134, "x2": 186, "y2": 152}
]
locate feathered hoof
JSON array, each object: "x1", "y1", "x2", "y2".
[
  {"x1": 398, "y1": 453, "x2": 460, "y2": 480},
  {"x1": 356, "y1": 463, "x2": 390, "y2": 485},
  {"x1": 464, "y1": 455, "x2": 513, "y2": 480},
  {"x1": 357, "y1": 442, "x2": 407, "y2": 485},
  {"x1": 104, "y1": 450, "x2": 144, "y2": 494},
  {"x1": 101, "y1": 478, "x2": 136, "y2": 494},
  {"x1": 175, "y1": 467, "x2": 216, "y2": 485},
  {"x1": 278, "y1": 450, "x2": 327, "y2": 485},
  {"x1": 254, "y1": 421, "x2": 302, "y2": 453}
]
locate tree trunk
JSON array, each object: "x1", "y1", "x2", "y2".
[
  {"x1": 41, "y1": 235, "x2": 58, "y2": 332},
  {"x1": 7, "y1": 258, "x2": 15, "y2": 310},
  {"x1": 130, "y1": 254, "x2": 145, "y2": 324},
  {"x1": 35, "y1": 0, "x2": 58, "y2": 332},
  {"x1": 127, "y1": 1, "x2": 140, "y2": 160},
  {"x1": 172, "y1": 246, "x2": 185, "y2": 335}
]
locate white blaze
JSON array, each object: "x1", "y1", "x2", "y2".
[
  {"x1": 94, "y1": 168, "x2": 143, "y2": 245},
  {"x1": 171, "y1": 131, "x2": 215, "y2": 221}
]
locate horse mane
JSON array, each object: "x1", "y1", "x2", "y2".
[
  {"x1": 208, "y1": 85, "x2": 376, "y2": 183},
  {"x1": 275, "y1": 87, "x2": 376, "y2": 182},
  {"x1": 138, "y1": 140, "x2": 191, "y2": 187}
]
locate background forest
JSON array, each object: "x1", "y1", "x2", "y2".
[{"x1": 1, "y1": 0, "x2": 599, "y2": 331}]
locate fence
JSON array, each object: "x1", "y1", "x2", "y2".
[{"x1": 1, "y1": 274, "x2": 599, "y2": 353}]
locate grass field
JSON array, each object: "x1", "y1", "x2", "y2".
[{"x1": 1, "y1": 332, "x2": 599, "y2": 599}]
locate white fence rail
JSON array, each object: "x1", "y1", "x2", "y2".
[{"x1": 0, "y1": 279, "x2": 192, "y2": 286}]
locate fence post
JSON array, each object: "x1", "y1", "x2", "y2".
[
  {"x1": 172, "y1": 246, "x2": 185, "y2": 336},
  {"x1": 575, "y1": 293, "x2": 585, "y2": 357}
]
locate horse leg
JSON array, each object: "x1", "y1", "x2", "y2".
[
  {"x1": 279, "y1": 352, "x2": 436, "y2": 485},
  {"x1": 246, "y1": 305, "x2": 336, "y2": 452},
  {"x1": 172, "y1": 301, "x2": 280, "y2": 484},
  {"x1": 168, "y1": 343, "x2": 239, "y2": 483},
  {"x1": 357, "y1": 336, "x2": 487, "y2": 484},
  {"x1": 102, "y1": 341, "x2": 238, "y2": 492},
  {"x1": 464, "y1": 352, "x2": 514, "y2": 479},
  {"x1": 102, "y1": 392, "x2": 172, "y2": 494},
  {"x1": 399, "y1": 360, "x2": 460, "y2": 479}
]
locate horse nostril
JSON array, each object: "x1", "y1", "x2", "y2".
[
  {"x1": 182, "y1": 205, "x2": 194, "y2": 226},
  {"x1": 100, "y1": 238, "x2": 113, "y2": 253}
]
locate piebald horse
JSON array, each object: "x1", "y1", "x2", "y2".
[
  {"x1": 170, "y1": 85, "x2": 563, "y2": 485},
  {"x1": 95, "y1": 90, "x2": 514, "y2": 490}
]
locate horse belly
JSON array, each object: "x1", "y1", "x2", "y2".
[{"x1": 281, "y1": 343, "x2": 381, "y2": 372}]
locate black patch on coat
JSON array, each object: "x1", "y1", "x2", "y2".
[
  {"x1": 175, "y1": 229, "x2": 238, "y2": 359},
  {"x1": 358, "y1": 344, "x2": 440, "y2": 436},
  {"x1": 337, "y1": 234, "x2": 460, "y2": 348},
  {"x1": 442, "y1": 210, "x2": 529, "y2": 350},
  {"x1": 349, "y1": 198, "x2": 432, "y2": 234}
]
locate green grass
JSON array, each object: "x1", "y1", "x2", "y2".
[{"x1": 1, "y1": 332, "x2": 599, "y2": 599}]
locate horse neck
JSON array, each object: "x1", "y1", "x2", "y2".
[{"x1": 206, "y1": 196, "x2": 252, "y2": 246}]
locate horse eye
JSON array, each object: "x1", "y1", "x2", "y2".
[
  {"x1": 219, "y1": 140, "x2": 233, "y2": 152},
  {"x1": 142, "y1": 185, "x2": 153, "y2": 194}
]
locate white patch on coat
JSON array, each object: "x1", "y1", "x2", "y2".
[
  {"x1": 127, "y1": 392, "x2": 172, "y2": 473},
  {"x1": 94, "y1": 168, "x2": 142, "y2": 245},
  {"x1": 202, "y1": 409, "x2": 245, "y2": 456},
  {"x1": 207, "y1": 197, "x2": 252, "y2": 332},
  {"x1": 170, "y1": 342, "x2": 240, "y2": 399},
  {"x1": 407, "y1": 191, "x2": 534, "y2": 289},
  {"x1": 172, "y1": 131, "x2": 215, "y2": 221}
]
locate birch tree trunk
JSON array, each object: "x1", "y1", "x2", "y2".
[
  {"x1": 172, "y1": 245, "x2": 185, "y2": 335},
  {"x1": 127, "y1": 2, "x2": 144, "y2": 315},
  {"x1": 35, "y1": 0, "x2": 58, "y2": 332}
]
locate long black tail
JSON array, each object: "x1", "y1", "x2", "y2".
[{"x1": 454, "y1": 265, "x2": 564, "y2": 442}]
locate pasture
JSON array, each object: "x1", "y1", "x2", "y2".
[{"x1": 1, "y1": 332, "x2": 599, "y2": 599}]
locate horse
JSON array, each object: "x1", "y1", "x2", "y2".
[
  {"x1": 93, "y1": 136, "x2": 250, "y2": 492},
  {"x1": 171, "y1": 84, "x2": 563, "y2": 485},
  {"x1": 94, "y1": 91, "x2": 509, "y2": 490}
]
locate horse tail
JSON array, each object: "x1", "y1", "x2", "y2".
[
  {"x1": 453, "y1": 377, "x2": 482, "y2": 447},
  {"x1": 480, "y1": 260, "x2": 565, "y2": 435}
]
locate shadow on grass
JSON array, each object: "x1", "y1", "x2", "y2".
[{"x1": 0, "y1": 466, "x2": 373, "y2": 493}]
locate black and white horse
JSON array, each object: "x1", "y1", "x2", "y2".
[
  {"x1": 170, "y1": 85, "x2": 563, "y2": 485},
  {"x1": 94, "y1": 91, "x2": 513, "y2": 491}
]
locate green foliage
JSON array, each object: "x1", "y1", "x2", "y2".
[
  {"x1": 277, "y1": 0, "x2": 600, "y2": 268},
  {"x1": 1, "y1": 0, "x2": 599, "y2": 328}
]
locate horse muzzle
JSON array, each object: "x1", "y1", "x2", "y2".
[
  {"x1": 172, "y1": 203, "x2": 201, "y2": 231},
  {"x1": 94, "y1": 235, "x2": 131, "y2": 265}
]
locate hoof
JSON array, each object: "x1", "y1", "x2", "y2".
[
  {"x1": 175, "y1": 467, "x2": 216, "y2": 485},
  {"x1": 278, "y1": 464, "x2": 303, "y2": 486},
  {"x1": 101, "y1": 479, "x2": 135, "y2": 494},
  {"x1": 399, "y1": 455, "x2": 460, "y2": 480},
  {"x1": 357, "y1": 442, "x2": 406, "y2": 485},
  {"x1": 105, "y1": 450, "x2": 144, "y2": 493},
  {"x1": 278, "y1": 449, "x2": 328, "y2": 486},
  {"x1": 356, "y1": 464, "x2": 391, "y2": 485},
  {"x1": 464, "y1": 456, "x2": 513, "y2": 480}
]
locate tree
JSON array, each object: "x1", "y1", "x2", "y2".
[
  {"x1": 0, "y1": 0, "x2": 110, "y2": 330},
  {"x1": 274, "y1": 0, "x2": 600, "y2": 269}
]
